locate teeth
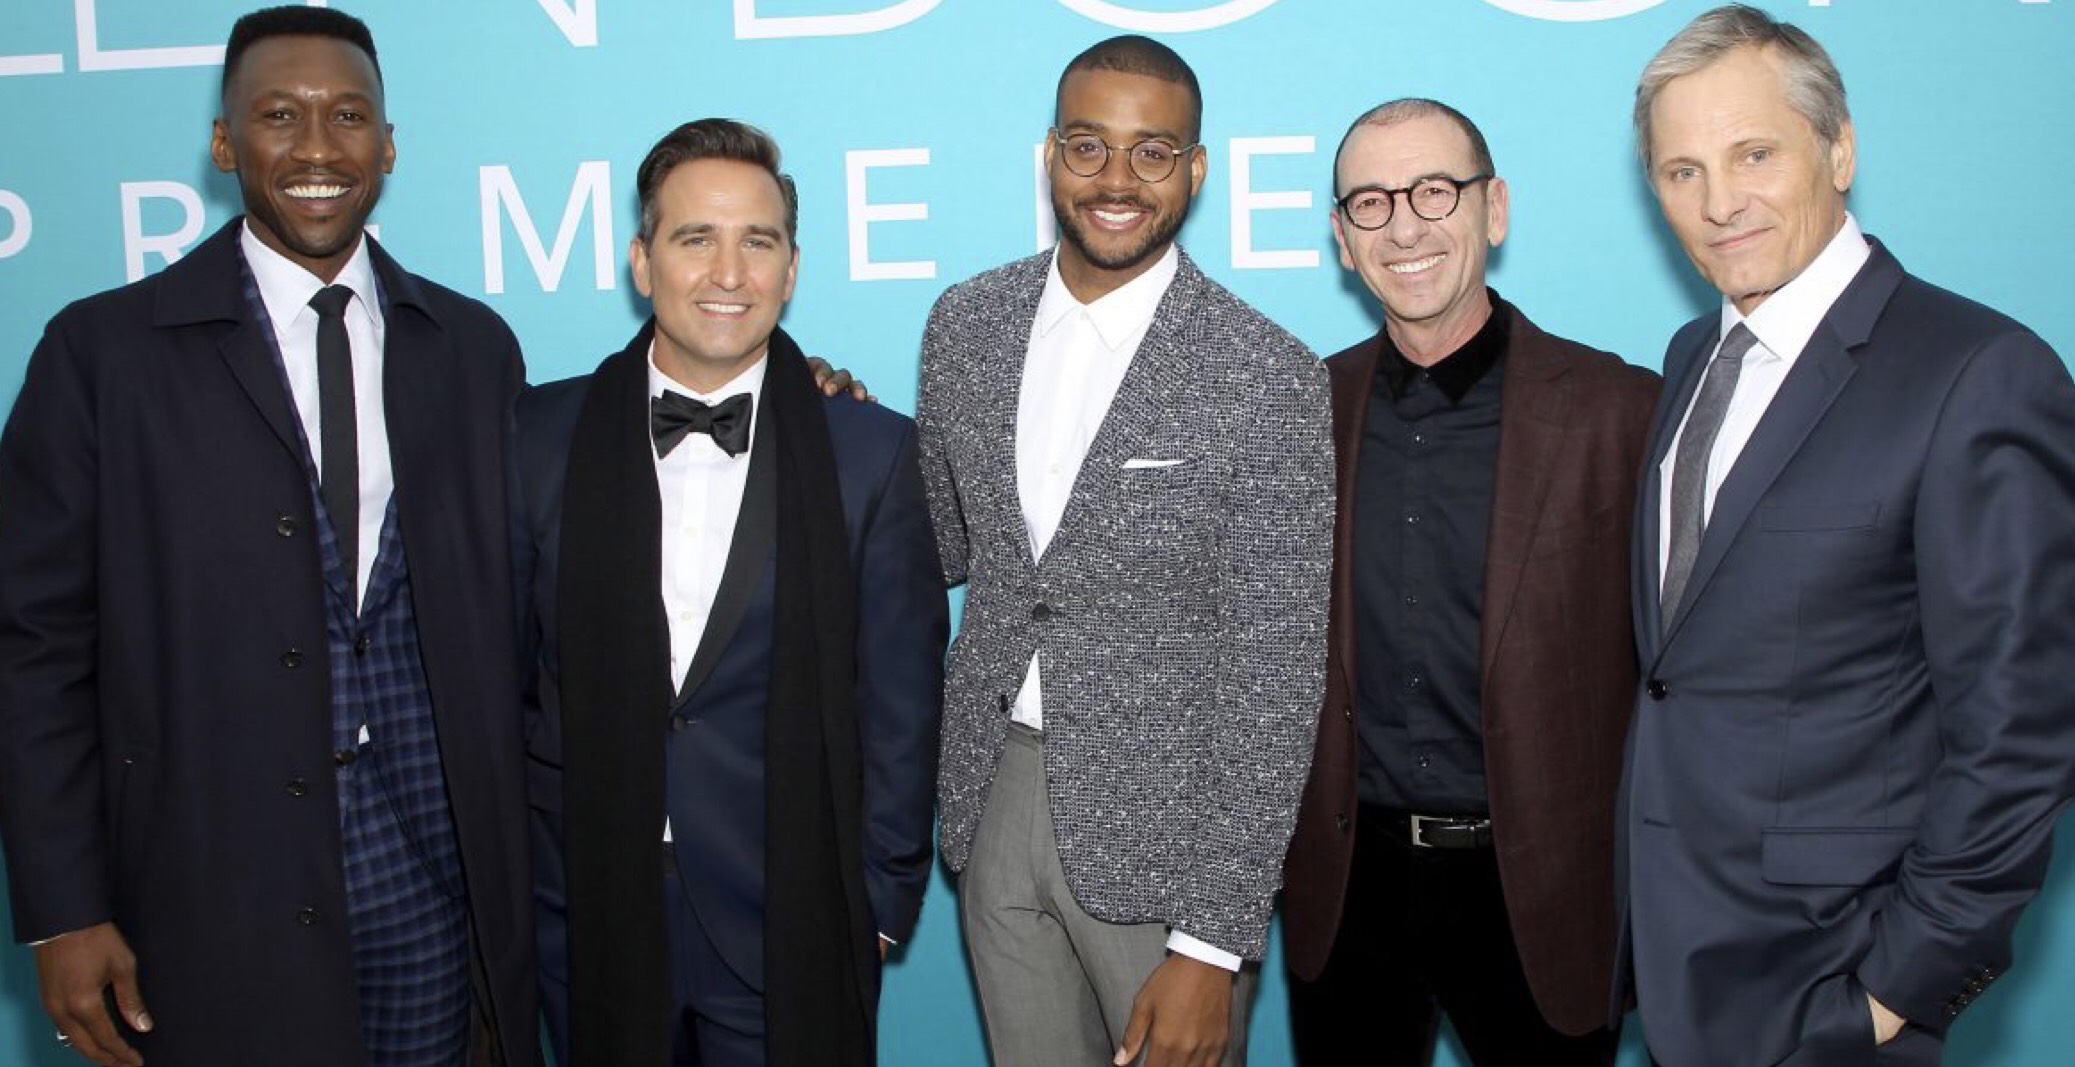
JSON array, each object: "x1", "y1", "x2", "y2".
[
  {"x1": 1092, "y1": 208, "x2": 1142, "y2": 224},
  {"x1": 698, "y1": 303, "x2": 749, "y2": 314},
  {"x1": 1386, "y1": 254, "x2": 1445, "y2": 275},
  {"x1": 285, "y1": 184, "x2": 347, "y2": 199}
]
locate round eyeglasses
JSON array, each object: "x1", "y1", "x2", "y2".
[
  {"x1": 1336, "y1": 173, "x2": 1494, "y2": 230},
  {"x1": 1051, "y1": 130, "x2": 1199, "y2": 183}
]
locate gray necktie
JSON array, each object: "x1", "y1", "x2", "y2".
[{"x1": 1660, "y1": 323, "x2": 1757, "y2": 632}]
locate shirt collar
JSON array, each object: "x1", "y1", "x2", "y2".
[
  {"x1": 240, "y1": 219, "x2": 380, "y2": 332},
  {"x1": 1377, "y1": 290, "x2": 1511, "y2": 403},
  {"x1": 647, "y1": 345, "x2": 768, "y2": 405},
  {"x1": 1722, "y1": 212, "x2": 1871, "y2": 363},
  {"x1": 1033, "y1": 244, "x2": 1180, "y2": 351}
]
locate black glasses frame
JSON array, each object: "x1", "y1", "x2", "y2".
[{"x1": 1336, "y1": 173, "x2": 1494, "y2": 230}]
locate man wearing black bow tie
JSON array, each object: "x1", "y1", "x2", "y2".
[{"x1": 513, "y1": 118, "x2": 946, "y2": 1067}]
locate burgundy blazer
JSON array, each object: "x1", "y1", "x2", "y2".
[{"x1": 1280, "y1": 302, "x2": 1659, "y2": 1035}]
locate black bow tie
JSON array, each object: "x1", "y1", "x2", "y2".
[{"x1": 650, "y1": 391, "x2": 752, "y2": 458}]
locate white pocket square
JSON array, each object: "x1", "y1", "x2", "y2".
[{"x1": 1122, "y1": 458, "x2": 1186, "y2": 469}]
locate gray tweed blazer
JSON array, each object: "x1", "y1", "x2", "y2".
[{"x1": 918, "y1": 247, "x2": 1333, "y2": 959}]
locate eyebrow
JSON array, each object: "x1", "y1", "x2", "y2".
[
  {"x1": 1058, "y1": 118, "x2": 1189, "y2": 144},
  {"x1": 667, "y1": 221, "x2": 788, "y2": 242}
]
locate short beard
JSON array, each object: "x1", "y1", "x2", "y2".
[{"x1": 1052, "y1": 190, "x2": 1190, "y2": 273}]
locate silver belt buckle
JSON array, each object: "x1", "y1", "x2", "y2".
[{"x1": 1408, "y1": 813, "x2": 1443, "y2": 848}]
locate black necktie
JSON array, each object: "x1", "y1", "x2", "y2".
[
  {"x1": 1660, "y1": 323, "x2": 1757, "y2": 632},
  {"x1": 310, "y1": 285, "x2": 359, "y2": 606},
  {"x1": 651, "y1": 392, "x2": 752, "y2": 458}
]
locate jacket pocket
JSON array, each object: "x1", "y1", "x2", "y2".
[
  {"x1": 1761, "y1": 827, "x2": 1912, "y2": 886},
  {"x1": 1756, "y1": 501, "x2": 1880, "y2": 532}
]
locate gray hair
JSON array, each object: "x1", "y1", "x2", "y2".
[
  {"x1": 1633, "y1": 4, "x2": 1849, "y2": 168},
  {"x1": 1333, "y1": 98, "x2": 1495, "y2": 195}
]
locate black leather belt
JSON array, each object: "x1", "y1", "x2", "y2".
[{"x1": 1370, "y1": 808, "x2": 1494, "y2": 850}]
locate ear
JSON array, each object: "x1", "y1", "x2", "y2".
[
  {"x1": 629, "y1": 236, "x2": 653, "y2": 300},
  {"x1": 1484, "y1": 175, "x2": 1510, "y2": 248},
  {"x1": 782, "y1": 245, "x2": 799, "y2": 303},
  {"x1": 210, "y1": 118, "x2": 237, "y2": 174},
  {"x1": 382, "y1": 123, "x2": 397, "y2": 175},
  {"x1": 1186, "y1": 142, "x2": 1208, "y2": 198},
  {"x1": 1329, "y1": 206, "x2": 1356, "y2": 272},
  {"x1": 1828, "y1": 120, "x2": 1857, "y2": 193}
]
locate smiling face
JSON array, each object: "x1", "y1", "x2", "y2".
[
  {"x1": 1330, "y1": 113, "x2": 1507, "y2": 363},
  {"x1": 1647, "y1": 44, "x2": 1855, "y2": 315},
  {"x1": 631, "y1": 158, "x2": 799, "y2": 394},
  {"x1": 211, "y1": 35, "x2": 393, "y2": 282},
  {"x1": 1047, "y1": 68, "x2": 1206, "y2": 303}
]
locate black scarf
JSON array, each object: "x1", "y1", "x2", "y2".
[{"x1": 558, "y1": 323, "x2": 876, "y2": 1066}]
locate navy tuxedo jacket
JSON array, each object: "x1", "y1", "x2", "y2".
[
  {"x1": 0, "y1": 221, "x2": 536, "y2": 1066},
  {"x1": 517, "y1": 332, "x2": 944, "y2": 1030},
  {"x1": 1617, "y1": 240, "x2": 2075, "y2": 1066}
]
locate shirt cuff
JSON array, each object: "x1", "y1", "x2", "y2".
[{"x1": 1165, "y1": 930, "x2": 1241, "y2": 972}]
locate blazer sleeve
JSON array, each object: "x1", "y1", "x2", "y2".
[
  {"x1": 0, "y1": 313, "x2": 114, "y2": 941},
  {"x1": 851, "y1": 417, "x2": 948, "y2": 942},
  {"x1": 1175, "y1": 341, "x2": 1335, "y2": 955},
  {"x1": 916, "y1": 294, "x2": 970, "y2": 588},
  {"x1": 1857, "y1": 328, "x2": 2075, "y2": 1026}
]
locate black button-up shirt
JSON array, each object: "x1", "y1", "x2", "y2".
[{"x1": 1352, "y1": 296, "x2": 1509, "y2": 814}]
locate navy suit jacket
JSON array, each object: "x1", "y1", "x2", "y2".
[
  {"x1": 517, "y1": 328, "x2": 944, "y2": 1041},
  {"x1": 1617, "y1": 240, "x2": 2075, "y2": 1066},
  {"x1": 0, "y1": 221, "x2": 535, "y2": 1066}
]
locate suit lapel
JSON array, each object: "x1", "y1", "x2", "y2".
[
  {"x1": 1326, "y1": 338, "x2": 1380, "y2": 705},
  {"x1": 1661, "y1": 334, "x2": 1857, "y2": 642},
  {"x1": 1635, "y1": 323, "x2": 1715, "y2": 656},
  {"x1": 1047, "y1": 252, "x2": 1203, "y2": 555},
  {"x1": 675, "y1": 386, "x2": 778, "y2": 707},
  {"x1": 158, "y1": 224, "x2": 304, "y2": 460},
  {"x1": 983, "y1": 261, "x2": 1046, "y2": 572},
  {"x1": 372, "y1": 257, "x2": 447, "y2": 607},
  {"x1": 1479, "y1": 313, "x2": 1572, "y2": 689}
]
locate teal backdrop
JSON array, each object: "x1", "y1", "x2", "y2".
[{"x1": 2, "y1": 1, "x2": 2072, "y2": 1064}]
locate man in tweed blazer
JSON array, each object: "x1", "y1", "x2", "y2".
[{"x1": 918, "y1": 35, "x2": 1332, "y2": 1067}]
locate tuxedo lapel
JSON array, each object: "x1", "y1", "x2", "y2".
[
  {"x1": 1479, "y1": 324, "x2": 1572, "y2": 688},
  {"x1": 674, "y1": 387, "x2": 777, "y2": 707}
]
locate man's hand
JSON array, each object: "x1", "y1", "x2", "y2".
[
  {"x1": 36, "y1": 922, "x2": 152, "y2": 1066},
  {"x1": 804, "y1": 356, "x2": 873, "y2": 402},
  {"x1": 1868, "y1": 993, "x2": 1906, "y2": 1045},
  {"x1": 1114, "y1": 954, "x2": 1233, "y2": 1067}
]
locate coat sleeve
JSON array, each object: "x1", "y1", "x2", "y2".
[
  {"x1": 1857, "y1": 328, "x2": 2075, "y2": 1026},
  {"x1": 916, "y1": 293, "x2": 970, "y2": 589},
  {"x1": 1174, "y1": 340, "x2": 1335, "y2": 957},
  {"x1": 851, "y1": 417, "x2": 948, "y2": 943},
  {"x1": 0, "y1": 312, "x2": 114, "y2": 941}
]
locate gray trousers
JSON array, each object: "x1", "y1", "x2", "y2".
[{"x1": 960, "y1": 724, "x2": 1255, "y2": 1066}]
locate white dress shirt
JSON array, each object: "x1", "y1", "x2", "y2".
[
  {"x1": 242, "y1": 225, "x2": 391, "y2": 609},
  {"x1": 1009, "y1": 246, "x2": 1238, "y2": 971},
  {"x1": 1657, "y1": 214, "x2": 1871, "y2": 586},
  {"x1": 651, "y1": 351, "x2": 764, "y2": 842}
]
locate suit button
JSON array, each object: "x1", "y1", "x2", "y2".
[
  {"x1": 334, "y1": 749, "x2": 357, "y2": 767},
  {"x1": 276, "y1": 516, "x2": 297, "y2": 537},
  {"x1": 1032, "y1": 603, "x2": 1052, "y2": 622},
  {"x1": 671, "y1": 715, "x2": 692, "y2": 732},
  {"x1": 1334, "y1": 812, "x2": 1349, "y2": 833},
  {"x1": 353, "y1": 634, "x2": 372, "y2": 656},
  {"x1": 286, "y1": 778, "x2": 308, "y2": 797},
  {"x1": 1647, "y1": 679, "x2": 1668, "y2": 700},
  {"x1": 280, "y1": 649, "x2": 303, "y2": 669},
  {"x1": 1342, "y1": 705, "x2": 1354, "y2": 722},
  {"x1": 296, "y1": 907, "x2": 319, "y2": 926}
]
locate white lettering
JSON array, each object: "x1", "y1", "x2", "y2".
[
  {"x1": 1228, "y1": 136, "x2": 1317, "y2": 270},
  {"x1": 0, "y1": 52, "x2": 64, "y2": 76},
  {"x1": 1477, "y1": 0, "x2": 1671, "y2": 21},
  {"x1": 479, "y1": 161, "x2": 615, "y2": 294},
  {"x1": 536, "y1": 0, "x2": 599, "y2": 46},
  {"x1": 120, "y1": 181, "x2": 204, "y2": 281},
  {"x1": 1054, "y1": 0, "x2": 1283, "y2": 32},
  {"x1": 845, "y1": 149, "x2": 935, "y2": 282},
  {"x1": 0, "y1": 190, "x2": 30, "y2": 258},
  {"x1": 734, "y1": 0, "x2": 944, "y2": 39},
  {"x1": 74, "y1": 0, "x2": 328, "y2": 72}
]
